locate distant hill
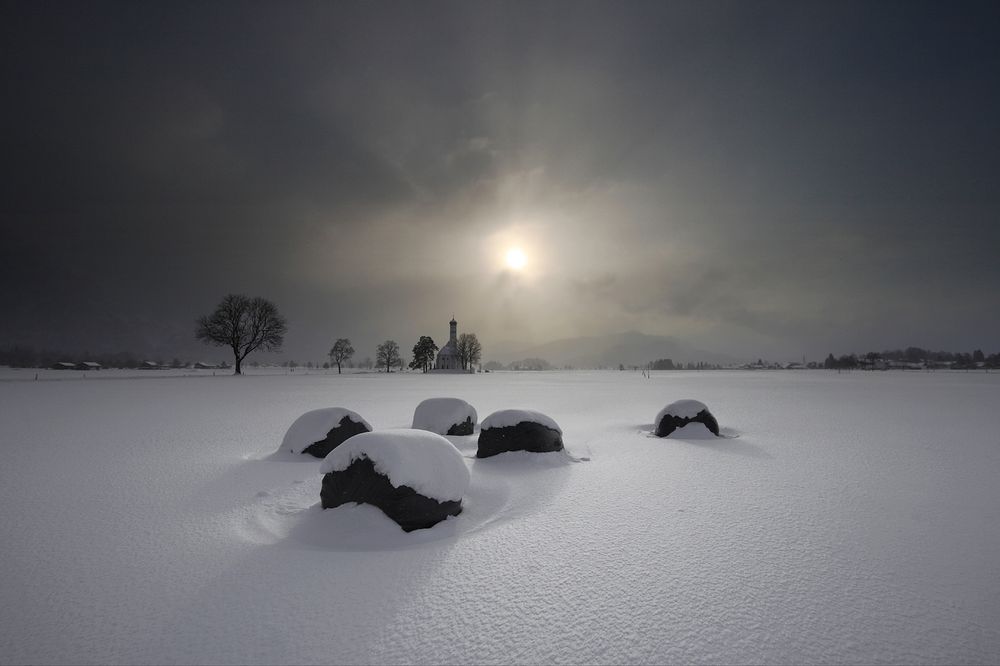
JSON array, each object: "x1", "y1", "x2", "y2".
[{"x1": 490, "y1": 331, "x2": 739, "y2": 368}]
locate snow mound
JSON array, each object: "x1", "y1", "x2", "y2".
[
  {"x1": 655, "y1": 399, "x2": 720, "y2": 438},
  {"x1": 280, "y1": 407, "x2": 372, "y2": 457},
  {"x1": 481, "y1": 409, "x2": 562, "y2": 433},
  {"x1": 412, "y1": 397, "x2": 478, "y2": 436},
  {"x1": 656, "y1": 399, "x2": 709, "y2": 420},
  {"x1": 320, "y1": 429, "x2": 469, "y2": 503}
]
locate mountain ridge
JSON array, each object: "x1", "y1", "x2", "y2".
[{"x1": 488, "y1": 330, "x2": 739, "y2": 368}]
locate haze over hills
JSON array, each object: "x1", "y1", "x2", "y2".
[{"x1": 488, "y1": 331, "x2": 740, "y2": 368}]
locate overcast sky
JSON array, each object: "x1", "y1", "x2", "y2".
[{"x1": 2, "y1": 1, "x2": 999, "y2": 362}]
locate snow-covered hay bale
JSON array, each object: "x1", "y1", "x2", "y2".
[
  {"x1": 412, "y1": 397, "x2": 478, "y2": 436},
  {"x1": 477, "y1": 409, "x2": 563, "y2": 458},
  {"x1": 281, "y1": 408, "x2": 372, "y2": 458},
  {"x1": 320, "y1": 429, "x2": 469, "y2": 532},
  {"x1": 654, "y1": 399, "x2": 720, "y2": 438}
]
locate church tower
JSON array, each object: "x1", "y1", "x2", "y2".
[{"x1": 434, "y1": 317, "x2": 462, "y2": 371}]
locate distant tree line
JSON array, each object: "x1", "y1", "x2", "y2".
[
  {"x1": 823, "y1": 353, "x2": 859, "y2": 370},
  {"x1": 823, "y1": 347, "x2": 998, "y2": 370},
  {"x1": 0, "y1": 345, "x2": 198, "y2": 369},
  {"x1": 479, "y1": 357, "x2": 727, "y2": 371},
  {"x1": 5, "y1": 300, "x2": 494, "y2": 376},
  {"x1": 319, "y1": 332, "x2": 482, "y2": 373},
  {"x1": 649, "y1": 358, "x2": 723, "y2": 370},
  {"x1": 481, "y1": 358, "x2": 553, "y2": 371}
]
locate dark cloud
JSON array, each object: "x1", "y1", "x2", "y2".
[{"x1": 2, "y1": 1, "x2": 999, "y2": 360}]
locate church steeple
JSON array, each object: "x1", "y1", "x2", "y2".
[{"x1": 434, "y1": 316, "x2": 461, "y2": 371}]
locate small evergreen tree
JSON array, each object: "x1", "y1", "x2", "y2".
[{"x1": 409, "y1": 336, "x2": 439, "y2": 373}]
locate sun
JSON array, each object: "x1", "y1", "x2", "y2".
[{"x1": 505, "y1": 247, "x2": 527, "y2": 271}]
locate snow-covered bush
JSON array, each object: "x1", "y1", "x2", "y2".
[
  {"x1": 477, "y1": 409, "x2": 563, "y2": 458},
  {"x1": 654, "y1": 399, "x2": 720, "y2": 437},
  {"x1": 412, "y1": 397, "x2": 478, "y2": 436},
  {"x1": 280, "y1": 408, "x2": 372, "y2": 458},
  {"x1": 319, "y1": 429, "x2": 469, "y2": 531}
]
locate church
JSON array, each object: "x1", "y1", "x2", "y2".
[{"x1": 433, "y1": 318, "x2": 463, "y2": 371}]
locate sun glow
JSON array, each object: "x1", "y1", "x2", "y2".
[{"x1": 505, "y1": 247, "x2": 528, "y2": 271}]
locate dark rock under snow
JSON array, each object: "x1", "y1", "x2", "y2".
[
  {"x1": 654, "y1": 399, "x2": 720, "y2": 437},
  {"x1": 319, "y1": 429, "x2": 469, "y2": 532},
  {"x1": 280, "y1": 407, "x2": 372, "y2": 458},
  {"x1": 477, "y1": 409, "x2": 564, "y2": 458},
  {"x1": 411, "y1": 397, "x2": 478, "y2": 436}
]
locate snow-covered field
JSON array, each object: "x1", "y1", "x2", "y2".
[{"x1": 1, "y1": 370, "x2": 999, "y2": 664}]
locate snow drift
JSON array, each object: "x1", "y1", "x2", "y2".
[{"x1": 3, "y1": 370, "x2": 1000, "y2": 664}]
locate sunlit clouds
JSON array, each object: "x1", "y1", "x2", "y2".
[
  {"x1": 505, "y1": 247, "x2": 527, "y2": 271},
  {"x1": 2, "y1": 3, "x2": 999, "y2": 361}
]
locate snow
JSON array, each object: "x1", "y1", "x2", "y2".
[
  {"x1": 2, "y1": 370, "x2": 1000, "y2": 664},
  {"x1": 481, "y1": 408, "x2": 562, "y2": 433},
  {"x1": 279, "y1": 407, "x2": 371, "y2": 454},
  {"x1": 320, "y1": 429, "x2": 470, "y2": 502},
  {"x1": 411, "y1": 397, "x2": 477, "y2": 434},
  {"x1": 656, "y1": 398, "x2": 711, "y2": 422}
]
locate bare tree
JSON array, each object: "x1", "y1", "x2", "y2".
[
  {"x1": 195, "y1": 294, "x2": 287, "y2": 375},
  {"x1": 329, "y1": 338, "x2": 355, "y2": 374},
  {"x1": 457, "y1": 333, "x2": 470, "y2": 370},
  {"x1": 457, "y1": 333, "x2": 483, "y2": 371},
  {"x1": 376, "y1": 340, "x2": 401, "y2": 373},
  {"x1": 467, "y1": 334, "x2": 482, "y2": 370}
]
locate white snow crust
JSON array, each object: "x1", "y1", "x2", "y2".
[
  {"x1": 3, "y1": 370, "x2": 1000, "y2": 664},
  {"x1": 320, "y1": 429, "x2": 469, "y2": 502},
  {"x1": 411, "y1": 397, "x2": 477, "y2": 435},
  {"x1": 656, "y1": 398, "x2": 710, "y2": 423},
  {"x1": 279, "y1": 407, "x2": 371, "y2": 454},
  {"x1": 481, "y1": 408, "x2": 562, "y2": 433}
]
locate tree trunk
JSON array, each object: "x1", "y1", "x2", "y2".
[
  {"x1": 337, "y1": 362, "x2": 342, "y2": 374},
  {"x1": 234, "y1": 356, "x2": 242, "y2": 375}
]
